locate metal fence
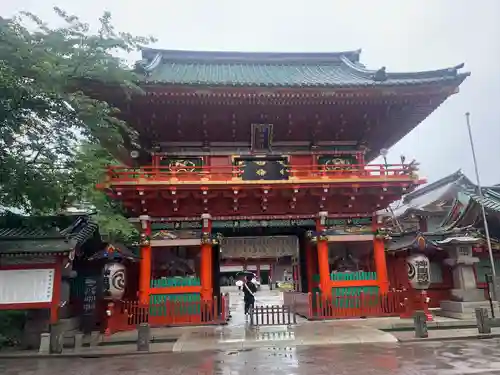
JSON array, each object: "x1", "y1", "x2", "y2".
[{"x1": 250, "y1": 304, "x2": 297, "y2": 326}]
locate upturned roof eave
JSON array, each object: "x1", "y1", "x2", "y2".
[{"x1": 136, "y1": 48, "x2": 469, "y2": 88}]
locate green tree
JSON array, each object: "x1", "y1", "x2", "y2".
[
  {"x1": 0, "y1": 8, "x2": 152, "y2": 239},
  {"x1": 69, "y1": 142, "x2": 139, "y2": 242},
  {"x1": 0, "y1": 7, "x2": 154, "y2": 214}
]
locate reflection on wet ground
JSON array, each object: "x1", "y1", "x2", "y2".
[{"x1": 4, "y1": 339, "x2": 500, "y2": 375}]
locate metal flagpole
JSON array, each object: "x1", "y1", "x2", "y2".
[{"x1": 465, "y1": 112, "x2": 496, "y2": 278}]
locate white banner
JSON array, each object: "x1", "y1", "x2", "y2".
[{"x1": 0, "y1": 269, "x2": 54, "y2": 304}]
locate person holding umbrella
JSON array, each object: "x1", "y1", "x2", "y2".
[{"x1": 242, "y1": 275, "x2": 258, "y2": 318}]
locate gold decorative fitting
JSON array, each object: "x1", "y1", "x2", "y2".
[
  {"x1": 139, "y1": 233, "x2": 150, "y2": 247},
  {"x1": 168, "y1": 159, "x2": 197, "y2": 173},
  {"x1": 254, "y1": 161, "x2": 267, "y2": 166},
  {"x1": 256, "y1": 169, "x2": 267, "y2": 176}
]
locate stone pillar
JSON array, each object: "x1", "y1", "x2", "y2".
[{"x1": 440, "y1": 244, "x2": 497, "y2": 319}]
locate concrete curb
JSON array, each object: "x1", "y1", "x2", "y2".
[
  {"x1": 0, "y1": 350, "x2": 160, "y2": 359},
  {"x1": 0, "y1": 339, "x2": 391, "y2": 359},
  {"x1": 397, "y1": 333, "x2": 500, "y2": 343}
]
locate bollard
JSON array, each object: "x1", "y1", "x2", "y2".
[
  {"x1": 137, "y1": 323, "x2": 150, "y2": 351},
  {"x1": 49, "y1": 323, "x2": 64, "y2": 354},
  {"x1": 38, "y1": 333, "x2": 50, "y2": 354},
  {"x1": 475, "y1": 308, "x2": 492, "y2": 334},
  {"x1": 74, "y1": 333, "x2": 83, "y2": 349},
  {"x1": 413, "y1": 311, "x2": 428, "y2": 338}
]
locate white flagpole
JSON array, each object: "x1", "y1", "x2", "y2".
[{"x1": 465, "y1": 112, "x2": 495, "y2": 277}]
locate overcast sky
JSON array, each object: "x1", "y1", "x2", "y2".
[{"x1": 3, "y1": 0, "x2": 500, "y2": 185}]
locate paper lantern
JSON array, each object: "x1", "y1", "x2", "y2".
[
  {"x1": 406, "y1": 254, "x2": 431, "y2": 290},
  {"x1": 103, "y1": 263, "x2": 126, "y2": 300}
]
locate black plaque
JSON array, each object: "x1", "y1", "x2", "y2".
[
  {"x1": 235, "y1": 157, "x2": 288, "y2": 181},
  {"x1": 81, "y1": 276, "x2": 99, "y2": 333}
]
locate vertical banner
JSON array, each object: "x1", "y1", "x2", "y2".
[{"x1": 251, "y1": 123, "x2": 273, "y2": 151}]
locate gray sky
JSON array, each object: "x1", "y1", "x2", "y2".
[{"x1": 3, "y1": 0, "x2": 500, "y2": 185}]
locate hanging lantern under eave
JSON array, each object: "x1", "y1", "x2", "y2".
[
  {"x1": 406, "y1": 254, "x2": 431, "y2": 290},
  {"x1": 102, "y1": 263, "x2": 126, "y2": 300}
]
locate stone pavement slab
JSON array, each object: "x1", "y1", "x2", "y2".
[
  {"x1": 6, "y1": 339, "x2": 500, "y2": 374},
  {"x1": 171, "y1": 321, "x2": 397, "y2": 352}
]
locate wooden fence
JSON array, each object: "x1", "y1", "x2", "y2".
[
  {"x1": 106, "y1": 294, "x2": 230, "y2": 333},
  {"x1": 283, "y1": 291, "x2": 406, "y2": 320}
]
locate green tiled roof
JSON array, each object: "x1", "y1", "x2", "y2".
[
  {"x1": 463, "y1": 187, "x2": 500, "y2": 213},
  {"x1": 138, "y1": 48, "x2": 470, "y2": 88},
  {"x1": 0, "y1": 214, "x2": 98, "y2": 255},
  {"x1": 0, "y1": 239, "x2": 74, "y2": 255}
]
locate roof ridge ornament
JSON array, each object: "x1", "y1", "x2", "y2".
[
  {"x1": 135, "y1": 53, "x2": 163, "y2": 75},
  {"x1": 372, "y1": 67, "x2": 387, "y2": 82}
]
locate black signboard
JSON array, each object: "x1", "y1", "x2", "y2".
[
  {"x1": 235, "y1": 157, "x2": 289, "y2": 181},
  {"x1": 251, "y1": 123, "x2": 273, "y2": 151},
  {"x1": 81, "y1": 276, "x2": 99, "y2": 333}
]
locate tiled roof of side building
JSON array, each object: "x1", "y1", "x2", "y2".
[
  {"x1": 459, "y1": 185, "x2": 500, "y2": 214},
  {"x1": 0, "y1": 215, "x2": 99, "y2": 254},
  {"x1": 137, "y1": 48, "x2": 470, "y2": 88}
]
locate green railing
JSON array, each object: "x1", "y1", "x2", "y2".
[
  {"x1": 149, "y1": 293, "x2": 201, "y2": 316},
  {"x1": 150, "y1": 277, "x2": 201, "y2": 288},
  {"x1": 331, "y1": 271, "x2": 377, "y2": 281},
  {"x1": 331, "y1": 286, "x2": 380, "y2": 308},
  {"x1": 311, "y1": 272, "x2": 379, "y2": 309}
]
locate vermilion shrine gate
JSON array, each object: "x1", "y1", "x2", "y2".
[{"x1": 94, "y1": 49, "x2": 468, "y2": 325}]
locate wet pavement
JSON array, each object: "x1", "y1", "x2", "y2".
[
  {"x1": 4, "y1": 338, "x2": 500, "y2": 374},
  {"x1": 169, "y1": 287, "x2": 396, "y2": 351},
  {"x1": 223, "y1": 286, "x2": 306, "y2": 327}
]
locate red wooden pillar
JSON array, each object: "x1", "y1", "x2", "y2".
[
  {"x1": 139, "y1": 215, "x2": 152, "y2": 305},
  {"x1": 373, "y1": 216, "x2": 389, "y2": 294},
  {"x1": 50, "y1": 259, "x2": 62, "y2": 324},
  {"x1": 256, "y1": 264, "x2": 261, "y2": 278},
  {"x1": 306, "y1": 240, "x2": 315, "y2": 293},
  {"x1": 316, "y1": 212, "x2": 330, "y2": 295},
  {"x1": 201, "y1": 214, "x2": 213, "y2": 301}
]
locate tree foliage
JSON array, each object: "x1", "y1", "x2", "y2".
[
  {"x1": 69, "y1": 143, "x2": 139, "y2": 242},
  {"x1": 0, "y1": 8, "x2": 152, "y2": 239}
]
